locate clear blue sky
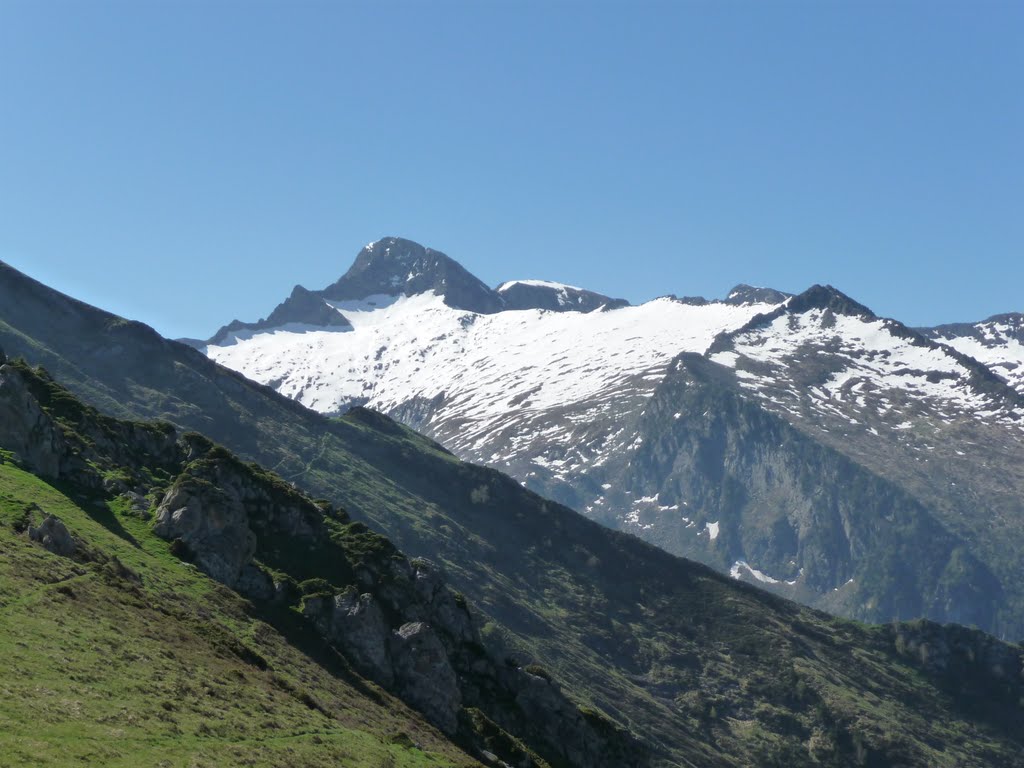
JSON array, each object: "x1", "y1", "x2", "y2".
[{"x1": 1, "y1": 0, "x2": 1020, "y2": 339}]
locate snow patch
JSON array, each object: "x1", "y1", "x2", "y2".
[
  {"x1": 729, "y1": 560, "x2": 800, "y2": 586},
  {"x1": 497, "y1": 279, "x2": 584, "y2": 292}
]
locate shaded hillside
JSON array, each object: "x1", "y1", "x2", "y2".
[{"x1": 593, "y1": 353, "x2": 1002, "y2": 629}]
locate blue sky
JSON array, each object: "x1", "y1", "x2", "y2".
[{"x1": 1, "y1": 0, "x2": 1020, "y2": 339}]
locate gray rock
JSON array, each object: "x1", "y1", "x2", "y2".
[
  {"x1": 207, "y1": 285, "x2": 351, "y2": 345},
  {"x1": 153, "y1": 455, "x2": 324, "y2": 588},
  {"x1": 412, "y1": 559, "x2": 475, "y2": 646},
  {"x1": 28, "y1": 514, "x2": 76, "y2": 557},
  {"x1": 321, "y1": 237, "x2": 506, "y2": 315},
  {"x1": 390, "y1": 621, "x2": 461, "y2": 734},
  {"x1": 511, "y1": 667, "x2": 605, "y2": 768},
  {"x1": 304, "y1": 589, "x2": 393, "y2": 687},
  {"x1": 0, "y1": 364, "x2": 65, "y2": 478},
  {"x1": 236, "y1": 564, "x2": 275, "y2": 601},
  {"x1": 153, "y1": 478, "x2": 256, "y2": 587},
  {"x1": 496, "y1": 281, "x2": 628, "y2": 313}
]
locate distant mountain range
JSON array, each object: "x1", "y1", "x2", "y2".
[{"x1": 195, "y1": 237, "x2": 1024, "y2": 639}]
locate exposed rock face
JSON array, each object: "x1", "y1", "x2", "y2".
[
  {"x1": 0, "y1": 358, "x2": 179, "y2": 490},
  {"x1": 153, "y1": 453, "x2": 322, "y2": 594},
  {"x1": 411, "y1": 558, "x2": 475, "y2": 646},
  {"x1": 303, "y1": 588, "x2": 393, "y2": 686},
  {"x1": 300, "y1": 554, "x2": 475, "y2": 735},
  {"x1": 724, "y1": 283, "x2": 793, "y2": 306},
  {"x1": 512, "y1": 669, "x2": 613, "y2": 768},
  {"x1": 207, "y1": 285, "x2": 351, "y2": 345},
  {"x1": 496, "y1": 280, "x2": 629, "y2": 313},
  {"x1": 0, "y1": 363, "x2": 66, "y2": 478},
  {"x1": 390, "y1": 621, "x2": 462, "y2": 734},
  {"x1": 322, "y1": 237, "x2": 505, "y2": 314},
  {"x1": 28, "y1": 514, "x2": 76, "y2": 557},
  {"x1": 610, "y1": 353, "x2": 1002, "y2": 628},
  {"x1": 154, "y1": 474, "x2": 257, "y2": 587},
  {"x1": 299, "y1": 547, "x2": 641, "y2": 764}
]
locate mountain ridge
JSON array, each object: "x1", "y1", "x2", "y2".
[
  {"x1": 193, "y1": 239, "x2": 1024, "y2": 640},
  {"x1": 5, "y1": 256, "x2": 1024, "y2": 765},
  {"x1": 195, "y1": 235, "x2": 765, "y2": 347}
]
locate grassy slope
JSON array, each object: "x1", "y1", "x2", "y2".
[{"x1": 0, "y1": 460, "x2": 479, "y2": 768}]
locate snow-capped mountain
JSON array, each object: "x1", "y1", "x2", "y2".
[
  {"x1": 199, "y1": 237, "x2": 1024, "y2": 636},
  {"x1": 629, "y1": 288, "x2": 1024, "y2": 633},
  {"x1": 921, "y1": 313, "x2": 1024, "y2": 395},
  {"x1": 200, "y1": 237, "x2": 781, "y2": 488}
]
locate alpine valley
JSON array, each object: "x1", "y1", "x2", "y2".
[
  {"x1": 197, "y1": 237, "x2": 1024, "y2": 640},
  {"x1": 1, "y1": 246, "x2": 1023, "y2": 768}
]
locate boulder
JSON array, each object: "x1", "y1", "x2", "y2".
[{"x1": 28, "y1": 514, "x2": 76, "y2": 557}]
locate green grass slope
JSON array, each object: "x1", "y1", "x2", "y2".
[{"x1": 0, "y1": 461, "x2": 479, "y2": 768}]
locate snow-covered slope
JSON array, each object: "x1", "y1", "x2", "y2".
[
  {"x1": 709, "y1": 293, "x2": 1024, "y2": 431},
  {"x1": 690, "y1": 288, "x2": 1024, "y2": 621},
  {"x1": 703, "y1": 288, "x2": 1024, "y2": 517},
  {"x1": 205, "y1": 291, "x2": 777, "y2": 473},
  {"x1": 922, "y1": 313, "x2": 1024, "y2": 395}
]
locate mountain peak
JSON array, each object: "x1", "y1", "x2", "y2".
[
  {"x1": 724, "y1": 284, "x2": 792, "y2": 305},
  {"x1": 320, "y1": 236, "x2": 505, "y2": 314},
  {"x1": 204, "y1": 283, "x2": 351, "y2": 345},
  {"x1": 786, "y1": 284, "x2": 876, "y2": 318}
]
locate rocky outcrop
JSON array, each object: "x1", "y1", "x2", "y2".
[
  {"x1": 153, "y1": 451, "x2": 323, "y2": 595},
  {"x1": 390, "y1": 621, "x2": 462, "y2": 734},
  {"x1": 321, "y1": 237, "x2": 506, "y2": 314},
  {"x1": 0, "y1": 358, "x2": 179, "y2": 490},
  {"x1": 154, "y1": 474, "x2": 258, "y2": 587},
  {"x1": 724, "y1": 283, "x2": 792, "y2": 306},
  {"x1": 28, "y1": 514, "x2": 76, "y2": 557},
  {"x1": 303, "y1": 588, "x2": 393, "y2": 686},
  {"x1": 300, "y1": 553, "x2": 473, "y2": 734},
  {"x1": 0, "y1": 363, "x2": 66, "y2": 478},
  {"x1": 300, "y1": 547, "x2": 643, "y2": 765},
  {"x1": 411, "y1": 558, "x2": 475, "y2": 646},
  {"x1": 496, "y1": 280, "x2": 629, "y2": 313},
  {"x1": 207, "y1": 285, "x2": 351, "y2": 345}
]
